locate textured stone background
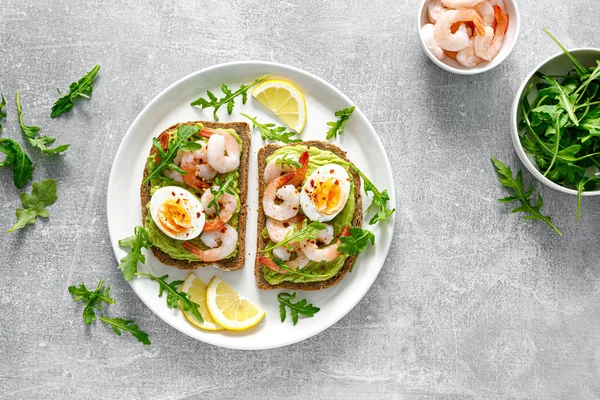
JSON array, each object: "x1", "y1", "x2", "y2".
[{"x1": 1, "y1": 0, "x2": 600, "y2": 399}]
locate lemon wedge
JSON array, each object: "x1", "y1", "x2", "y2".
[
  {"x1": 180, "y1": 274, "x2": 223, "y2": 331},
  {"x1": 205, "y1": 276, "x2": 265, "y2": 331},
  {"x1": 251, "y1": 80, "x2": 307, "y2": 133}
]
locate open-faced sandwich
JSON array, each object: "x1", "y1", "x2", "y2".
[
  {"x1": 140, "y1": 121, "x2": 250, "y2": 271},
  {"x1": 255, "y1": 141, "x2": 363, "y2": 290}
]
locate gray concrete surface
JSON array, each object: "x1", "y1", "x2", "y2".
[{"x1": 1, "y1": 0, "x2": 600, "y2": 399}]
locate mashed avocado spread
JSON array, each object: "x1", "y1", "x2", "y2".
[
  {"x1": 145, "y1": 124, "x2": 241, "y2": 262},
  {"x1": 263, "y1": 145, "x2": 355, "y2": 285}
]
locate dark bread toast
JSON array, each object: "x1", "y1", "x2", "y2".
[
  {"x1": 255, "y1": 141, "x2": 363, "y2": 290},
  {"x1": 141, "y1": 121, "x2": 250, "y2": 271}
]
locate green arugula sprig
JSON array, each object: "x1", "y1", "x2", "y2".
[
  {"x1": 491, "y1": 158, "x2": 562, "y2": 236},
  {"x1": 275, "y1": 154, "x2": 302, "y2": 169},
  {"x1": 143, "y1": 124, "x2": 201, "y2": 184},
  {"x1": 100, "y1": 317, "x2": 151, "y2": 345},
  {"x1": 0, "y1": 94, "x2": 6, "y2": 131},
  {"x1": 0, "y1": 138, "x2": 33, "y2": 189},
  {"x1": 241, "y1": 114, "x2": 302, "y2": 144},
  {"x1": 277, "y1": 292, "x2": 320, "y2": 326},
  {"x1": 7, "y1": 179, "x2": 57, "y2": 233},
  {"x1": 207, "y1": 174, "x2": 236, "y2": 216},
  {"x1": 191, "y1": 75, "x2": 269, "y2": 121},
  {"x1": 16, "y1": 90, "x2": 70, "y2": 154},
  {"x1": 351, "y1": 164, "x2": 395, "y2": 225},
  {"x1": 269, "y1": 258, "x2": 331, "y2": 279},
  {"x1": 136, "y1": 272, "x2": 204, "y2": 323},
  {"x1": 262, "y1": 220, "x2": 327, "y2": 253},
  {"x1": 326, "y1": 106, "x2": 355, "y2": 140},
  {"x1": 51, "y1": 64, "x2": 101, "y2": 118},
  {"x1": 338, "y1": 228, "x2": 375, "y2": 256},
  {"x1": 118, "y1": 226, "x2": 152, "y2": 281},
  {"x1": 68, "y1": 279, "x2": 115, "y2": 325}
]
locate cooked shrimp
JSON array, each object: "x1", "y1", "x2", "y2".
[
  {"x1": 263, "y1": 180, "x2": 300, "y2": 222},
  {"x1": 180, "y1": 143, "x2": 217, "y2": 190},
  {"x1": 259, "y1": 248, "x2": 310, "y2": 274},
  {"x1": 488, "y1": 0, "x2": 506, "y2": 12},
  {"x1": 475, "y1": 0, "x2": 494, "y2": 26},
  {"x1": 163, "y1": 169, "x2": 185, "y2": 183},
  {"x1": 201, "y1": 128, "x2": 241, "y2": 174},
  {"x1": 264, "y1": 156, "x2": 299, "y2": 185},
  {"x1": 200, "y1": 187, "x2": 237, "y2": 232},
  {"x1": 441, "y1": 0, "x2": 485, "y2": 8},
  {"x1": 473, "y1": 5, "x2": 507, "y2": 61},
  {"x1": 422, "y1": 23, "x2": 445, "y2": 61},
  {"x1": 287, "y1": 151, "x2": 309, "y2": 188},
  {"x1": 427, "y1": 0, "x2": 446, "y2": 23},
  {"x1": 266, "y1": 216, "x2": 303, "y2": 243},
  {"x1": 457, "y1": 38, "x2": 483, "y2": 67},
  {"x1": 287, "y1": 245, "x2": 310, "y2": 269},
  {"x1": 182, "y1": 224, "x2": 238, "y2": 262},
  {"x1": 298, "y1": 226, "x2": 351, "y2": 263},
  {"x1": 434, "y1": 9, "x2": 485, "y2": 51},
  {"x1": 273, "y1": 246, "x2": 292, "y2": 261},
  {"x1": 315, "y1": 224, "x2": 334, "y2": 245}
]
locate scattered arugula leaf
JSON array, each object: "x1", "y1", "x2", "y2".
[
  {"x1": 191, "y1": 75, "x2": 269, "y2": 121},
  {"x1": 275, "y1": 154, "x2": 302, "y2": 169},
  {"x1": 277, "y1": 292, "x2": 320, "y2": 325},
  {"x1": 241, "y1": 113, "x2": 302, "y2": 144},
  {"x1": 51, "y1": 64, "x2": 101, "y2": 118},
  {"x1": 100, "y1": 316, "x2": 151, "y2": 345},
  {"x1": 0, "y1": 94, "x2": 6, "y2": 131},
  {"x1": 338, "y1": 228, "x2": 375, "y2": 256},
  {"x1": 326, "y1": 106, "x2": 355, "y2": 140},
  {"x1": 118, "y1": 226, "x2": 152, "y2": 281},
  {"x1": 0, "y1": 138, "x2": 34, "y2": 188},
  {"x1": 207, "y1": 174, "x2": 236, "y2": 216},
  {"x1": 262, "y1": 220, "x2": 327, "y2": 253},
  {"x1": 16, "y1": 90, "x2": 70, "y2": 154},
  {"x1": 351, "y1": 164, "x2": 396, "y2": 225},
  {"x1": 143, "y1": 124, "x2": 200, "y2": 183},
  {"x1": 136, "y1": 272, "x2": 204, "y2": 323},
  {"x1": 68, "y1": 279, "x2": 115, "y2": 325},
  {"x1": 491, "y1": 158, "x2": 563, "y2": 236},
  {"x1": 7, "y1": 179, "x2": 57, "y2": 233}
]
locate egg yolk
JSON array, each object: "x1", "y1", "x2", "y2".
[
  {"x1": 308, "y1": 177, "x2": 343, "y2": 215},
  {"x1": 157, "y1": 199, "x2": 192, "y2": 234}
]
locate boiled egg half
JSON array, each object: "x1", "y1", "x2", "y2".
[
  {"x1": 300, "y1": 164, "x2": 351, "y2": 222},
  {"x1": 150, "y1": 186, "x2": 205, "y2": 240}
]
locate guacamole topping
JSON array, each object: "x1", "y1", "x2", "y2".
[
  {"x1": 145, "y1": 124, "x2": 241, "y2": 262},
  {"x1": 263, "y1": 145, "x2": 356, "y2": 285}
]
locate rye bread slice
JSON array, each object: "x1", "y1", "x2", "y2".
[
  {"x1": 141, "y1": 121, "x2": 250, "y2": 271},
  {"x1": 255, "y1": 141, "x2": 363, "y2": 291}
]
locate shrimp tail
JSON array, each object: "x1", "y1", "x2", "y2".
[
  {"x1": 258, "y1": 257, "x2": 287, "y2": 274},
  {"x1": 492, "y1": 5, "x2": 508, "y2": 38},
  {"x1": 182, "y1": 242, "x2": 205, "y2": 260},
  {"x1": 341, "y1": 226, "x2": 351, "y2": 237},
  {"x1": 288, "y1": 151, "x2": 310, "y2": 187},
  {"x1": 203, "y1": 216, "x2": 227, "y2": 232},
  {"x1": 199, "y1": 128, "x2": 221, "y2": 138}
]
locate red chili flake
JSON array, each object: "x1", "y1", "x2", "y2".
[
  {"x1": 196, "y1": 212, "x2": 201, "y2": 218},
  {"x1": 330, "y1": 169, "x2": 334, "y2": 174},
  {"x1": 186, "y1": 233, "x2": 190, "y2": 237},
  {"x1": 176, "y1": 199, "x2": 181, "y2": 204},
  {"x1": 310, "y1": 179, "x2": 315, "y2": 188},
  {"x1": 292, "y1": 207, "x2": 297, "y2": 210},
  {"x1": 171, "y1": 192, "x2": 176, "y2": 196},
  {"x1": 335, "y1": 180, "x2": 339, "y2": 185},
  {"x1": 220, "y1": 227, "x2": 227, "y2": 233}
]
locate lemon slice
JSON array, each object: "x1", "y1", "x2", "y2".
[
  {"x1": 205, "y1": 276, "x2": 266, "y2": 331},
  {"x1": 180, "y1": 274, "x2": 223, "y2": 331},
  {"x1": 251, "y1": 80, "x2": 307, "y2": 133}
]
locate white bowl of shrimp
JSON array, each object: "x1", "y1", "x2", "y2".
[{"x1": 418, "y1": 0, "x2": 520, "y2": 74}]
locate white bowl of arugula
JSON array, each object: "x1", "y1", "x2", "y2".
[{"x1": 511, "y1": 29, "x2": 600, "y2": 217}]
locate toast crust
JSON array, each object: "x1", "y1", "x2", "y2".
[
  {"x1": 254, "y1": 141, "x2": 363, "y2": 291},
  {"x1": 140, "y1": 121, "x2": 250, "y2": 271}
]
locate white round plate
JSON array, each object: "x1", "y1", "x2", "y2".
[{"x1": 107, "y1": 61, "x2": 395, "y2": 350}]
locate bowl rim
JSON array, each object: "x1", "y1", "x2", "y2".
[
  {"x1": 510, "y1": 47, "x2": 600, "y2": 197},
  {"x1": 417, "y1": 0, "x2": 521, "y2": 75}
]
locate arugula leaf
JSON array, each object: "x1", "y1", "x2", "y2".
[
  {"x1": 51, "y1": 64, "x2": 101, "y2": 118},
  {"x1": 191, "y1": 75, "x2": 269, "y2": 121},
  {"x1": 0, "y1": 138, "x2": 33, "y2": 188},
  {"x1": 351, "y1": 164, "x2": 396, "y2": 224},
  {"x1": 136, "y1": 272, "x2": 204, "y2": 323},
  {"x1": 143, "y1": 124, "x2": 200, "y2": 183},
  {"x1": 241, "y1": 114, "x2": 302, "y2": 144},
  {"x1": 16, "y1": 90, "x2": 70, "y2": 154},
  {"x1": 262, "y1": 220, "x2": 327, "y2": 253},
  {"x1": 68, "y1": 279, "x2": 115, "y2": 325},
  {"x1": 7, "y1": 179, "x2": 57, "y2": 233},
  {"x1": 277, "y1": 292, "x2": 320, "y2": 325},
  {"x1": 540, "y1": 74, "x2": 579, "y2": 126},
  {"x1": 275, "y1": 154, "x2": 302, "y2": 169},
  {"x1": 0, "y1": 94, "x2": 6, "y2": 131},
  {"x1": 491, "y1": 158, "x2": 562, "y2": 236},
  {"x1": 338, "y1": 228, "x2": 375, "y2": 256},
  {"x1": 100, "y1": 316, "x2": 151, "y2": 345},
  {"x1": 118, "y1": 226, "x2": 152, "y2": 281},
  {"x1": 207, "y1": 174, "x2": 236, "y2": 216},
  {"x1": 543, "y1": 29, "x2": 588, "y2": 77},
  {"x1": 326, "y1": 106, "x2": 355, "y2": 140}
]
